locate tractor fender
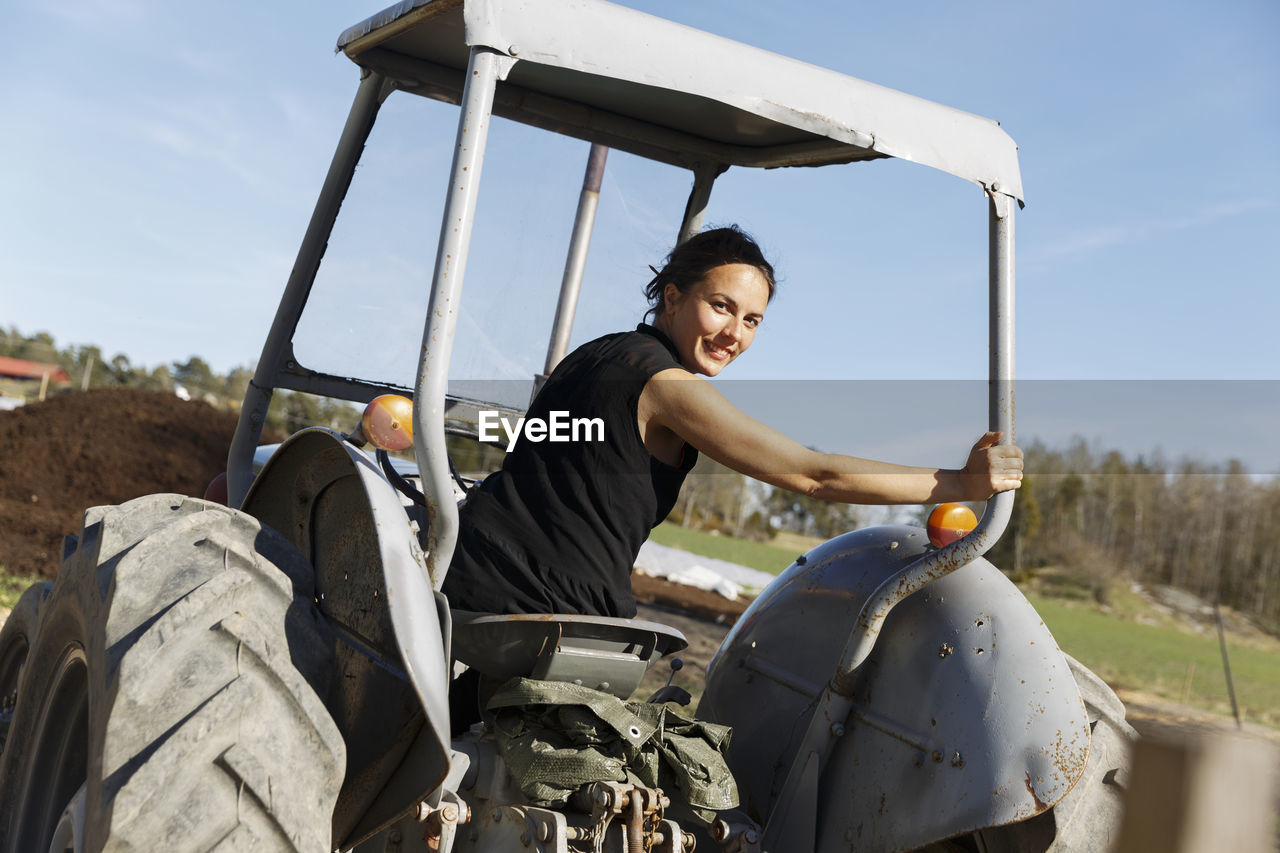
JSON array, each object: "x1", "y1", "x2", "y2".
[
  {"x1": 242, "y1": 428, "x2": 451, "y2": 846},
  {"x1": 700, "y1": 525, "x2": 1090, "y2": 851}
]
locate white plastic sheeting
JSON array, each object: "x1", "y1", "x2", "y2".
[{"x1": 634, "y1": 540, "x2": 776, "y2": 601}]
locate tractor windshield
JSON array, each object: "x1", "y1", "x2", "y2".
[{"x1": 290, "y1": 86, "x2": 990, "y2": 458}]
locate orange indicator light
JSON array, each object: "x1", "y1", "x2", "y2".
[
  {"x1": 361, "y1": 395, "x2": 415, "y2": 452},
  {"x1": 927, "y1": 503, "x2": 977, "y2": 547}
]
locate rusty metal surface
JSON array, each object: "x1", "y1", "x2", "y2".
[
  {"x1": 700, "y1": 525, "x2": 1091, "y2": 851},
  {"x1": 832, "y1": 489, "x2": 1014, "y2": 696}
]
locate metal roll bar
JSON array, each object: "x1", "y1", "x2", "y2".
[
  {"x1": 763, "y1": 189, "x2": 1016, "y2": 851},
  {"x1": 414, "y1": 46, "x2": 506, "y2": 589},
  {"x1": 227, "y1": 70, "x2": 391, "y2": 508}
]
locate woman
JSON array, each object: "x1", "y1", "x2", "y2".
[{"x1": 442, "y1": 226, "x2": 1022, "y2": 618}]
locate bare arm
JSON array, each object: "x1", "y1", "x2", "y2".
[{"x1": 639, "y1": 368, "x2": 1022, "y2": 505}]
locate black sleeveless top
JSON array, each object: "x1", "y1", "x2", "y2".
[{"x1": 442, "y1": 324, "x2": 697, "y2": 617}]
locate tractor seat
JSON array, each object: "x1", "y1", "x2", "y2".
[{"x1": 450, "y1": 612, "x2": 688, "y2": 699}]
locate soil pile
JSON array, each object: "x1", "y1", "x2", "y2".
[
  {"x1": 632, "y1": 573, "x2": 747, "y2": 623},
  {"x1": 0, "y1": 389, "x2": 747, "y2": 622},
  {"x1": 0, "y1": 389, "x2": 268, "y2": 579}
]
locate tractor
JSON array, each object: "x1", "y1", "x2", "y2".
[{"x1": 0, "y1": 1, "x2": 1133, "y2": 850}]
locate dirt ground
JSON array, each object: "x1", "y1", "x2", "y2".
[
  {"x1": 1, "y1": 389, "x2": 1266, "y2": 748},
  {"x1": 0, "y1": 389, "x2": 283, "y2": 579}
]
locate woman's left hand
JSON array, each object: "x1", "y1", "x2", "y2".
[{"x1": 962, "y1": 431, "x2": 1024, "y2": 500}]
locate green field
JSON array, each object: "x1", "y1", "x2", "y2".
[
  {"x1": 1028, "y1": 593, "x2": 1280, "y2": 728},
  {"x1": 647, "y1": 522, "x2": 807, "y2": 576}
]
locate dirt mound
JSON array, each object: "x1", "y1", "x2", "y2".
[
  {"x1": 0, "y1": 389, "x2": 270, "y2": 579},
  {"x1": 0, "y1": 389, "x2": 746, "y2": 624},
  {"x1": 632, "y1": 573, "x2": 747, "y2": 624}
]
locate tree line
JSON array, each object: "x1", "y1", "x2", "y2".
[
  {"x1": 665, "y1": 436, "x2": 1280, "y2": 631},
  {"x1": 987, "y1": 440, "x2": 1280, "y2": 628},
  {"x1": 7, "y1": 327, "x2": 1277, "y2": 629},
  {"x1": 1, "y1": 327, "x2": 355, "y2": 435}
]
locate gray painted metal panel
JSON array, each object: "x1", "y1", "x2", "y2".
[
  {"x1": 677, "y1": 163, "x2": 724, "y2": 246},
  {"x1": 700, "y1": 526, "x2": 1090, "y2": 850},
  {"x1": 338, "y1": 0, "x2": 1024, "y2": 199},
  {"x1": 242, "y1": 429, "x2": 453, "y2": 810},
  {"x1": 356, "y1": 45, "x2": 817, "y2": 171}
]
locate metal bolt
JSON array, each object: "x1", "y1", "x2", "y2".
[
  {"x1": 932, "y1": 750, "x2": 943, "y2": 763},
  {"x1": 830, "y1": 722, "x2": 845, "y2": 737},
  {"x1": 509, "y1": 44, "x2": 520, "y2": 55},
  {"x1": 744, "y1": 829, "x2": 759, "y2": 844},
  {"x1": 440, "y1": 804, "x2": 458, "y2": 823},
  {"x1": 938, "y1": 643, "x2": 954, "y2": 658},
  {"x1": 951, "y1": 751, "x2": 965, "y2": 768}
]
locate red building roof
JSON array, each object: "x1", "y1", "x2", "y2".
[{"x1": 0, "y1": 356, "x2": 71, "y2": 383}]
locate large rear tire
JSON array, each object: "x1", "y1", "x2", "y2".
[
  {"x1": 0, "y1": 495, "x2": 345, "y2": 852},
  {"x1": 0, "y1": 581, "x2": 51, "y2": 762}
]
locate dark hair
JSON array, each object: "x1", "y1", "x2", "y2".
[{"x1": 644, "y1": 225, "x2": 776, "y2": 323}]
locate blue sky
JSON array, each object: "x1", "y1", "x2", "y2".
[{"x1": 2, "y1": 0, "x2": 1277, "y2": 471}]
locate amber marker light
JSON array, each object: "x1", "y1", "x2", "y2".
[
  {"x1": 361, "y1": 394, "x2": 415, "y2": 452},
  {"x1": 927, "y1": 503, "x2": 978, "y2": 547}
]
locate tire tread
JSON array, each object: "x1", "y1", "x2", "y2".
[{"x1": 2, "y1": 494, "x2": 343, "y2": 853}]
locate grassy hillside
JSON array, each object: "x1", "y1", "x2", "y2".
[
  {"x1": 1028, "y1": 592, "x2": 1280, "y2": 728},
  {"x1": 647, "y1": 522, "x2": 816, "y2": 575}
]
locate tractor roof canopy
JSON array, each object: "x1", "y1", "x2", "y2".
[{"x1": 338, "y1": 0, "x2": 1023, "y2": 200}]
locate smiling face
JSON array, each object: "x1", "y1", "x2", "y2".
[{"x1": 655, "y1": 263, "x2": 771, "y2": 377}]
